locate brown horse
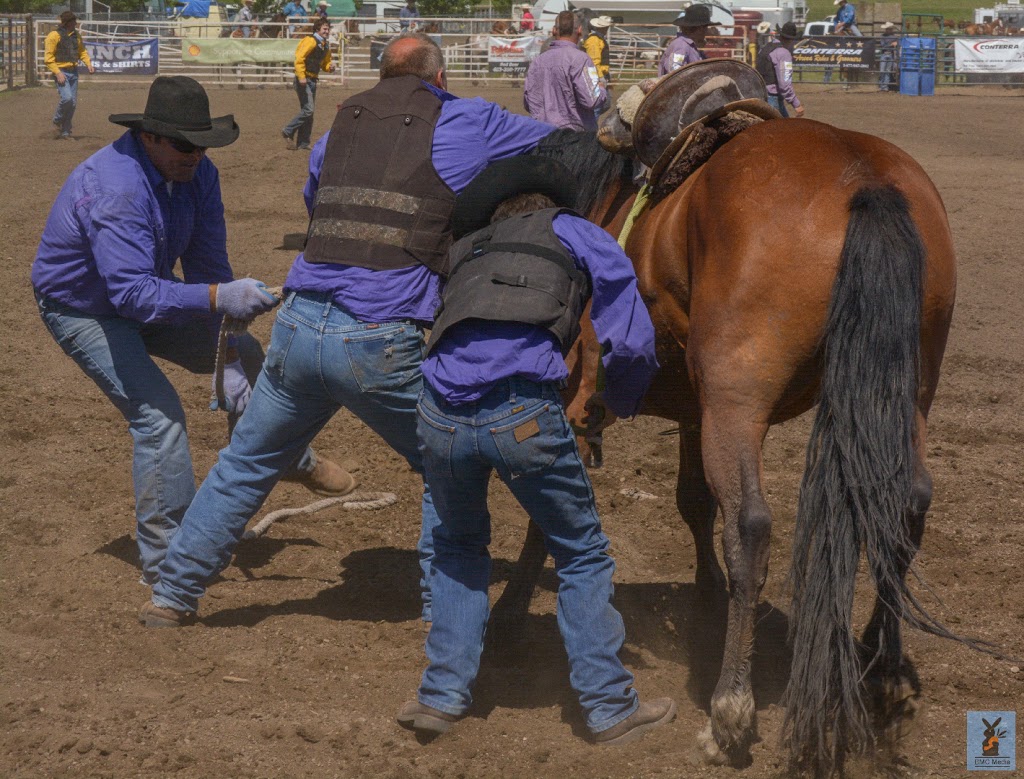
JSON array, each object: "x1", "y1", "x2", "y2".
[{"x1": 499, "y1": 112, "x2": 958, "y2": 776}]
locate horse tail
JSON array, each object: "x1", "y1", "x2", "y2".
[{"x1": 783, "y1": 184, "x2": 924, "y2": 776}]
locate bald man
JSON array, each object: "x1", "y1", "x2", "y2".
[{"x1": 142, "y1": 32, "x2": 556, "y2": 630}]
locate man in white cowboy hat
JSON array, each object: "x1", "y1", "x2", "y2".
[
  {"x1": 659, "y1": 4, "x2": 711, "y2": 75},
  {"x1": 755, "y1": 21, "x2": 804, "y2": 117},
  {"x1": 582, "y1": 14, "x2": 614, "y2": 118},
  {"x1": 236, "y1": 0, "x2": 256, "y2": 37},
  {"x1": 32, "y1": 76, "x2": 353, "y2": 596},
  {"x1": 833, "y1": 0, "x2": 862, "y2": 36},
  {"x1": 878, "y1": 21, "x2": 898, "y2": 91},
  {"x1": 314, "y1": 0, "x2": 330, "y2": 21},
  {"x1": 519, "y1": 3, "x2": 535, "y2": 32}
]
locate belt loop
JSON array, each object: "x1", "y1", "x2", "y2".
[
  {"x1": 508, "y1": 379, "x2": 517, "y2": 405},
  {"x1": 285, "y1": 290, "x2": 297, "y2": 308}
]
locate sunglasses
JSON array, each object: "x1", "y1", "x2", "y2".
[{"x1": 166, "y1": 137, "x2": 208, "y2": 155}]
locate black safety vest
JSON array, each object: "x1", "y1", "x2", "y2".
[
  {"x1": 428, "y1": 208, "x2": 591, "y2": 356},
  {"x1": 55, "y1": 28, "x2": 81, "y2": 65},
  {"x1": 304, "y1": 75, "x2": 455, "y2": 273},
  {"x1": 304, "y1": 35, "x2": 329, "y2": 79},
  {"x1": 756, "y1": 40, "x2": 783, "y2": 89}
]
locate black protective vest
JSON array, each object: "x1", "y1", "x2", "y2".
[
  {"x1": 304, "y1": 35, "x2": 329, "y2": 79},
  {"x1": 55, "y1": 29, "x2": 80, "y2": 65},
  {"x1": 428, "y1": 209, "x2": 591, "y2": 356},
  {"x1": 756, "y1": 41, "x2": 783, "y2": 89},
  {"x1": 304, "y1": 75, "x2": 455, "y2": 273}
]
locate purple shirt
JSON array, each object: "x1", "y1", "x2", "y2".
[
  {"x1": 523, "y1": 39, "x2": 606, "y2": 131},
  {"x1": 659, "y1": 33, "x2": 704, "y2": 76},
  {"x1": 422, "y1": 213, "x2": 659, "y2": 419},
  {"x1": 766, "y1": 45, "x2": 800, "y2": 107},
  {"x1": 32, "y1": 131, "x2": 230, "y2": 324},
  {"x1": 283, "y1": 83, "x2": 555, "y2": 324}
]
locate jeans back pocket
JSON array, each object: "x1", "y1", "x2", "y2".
[{"x1": 490, "y1": 402, "x2": 568, "y2": 480}]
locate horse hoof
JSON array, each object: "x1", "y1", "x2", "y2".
[{"x1": 696, "y1": 720, "x2": 730, "y2": 766}]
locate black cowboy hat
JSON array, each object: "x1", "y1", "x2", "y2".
[
  {"x1": 673, "y1": 4, "x2": 712, "y2": 28},
  {"x1": 109, "y1": 76, "x2": 239, "y2": 148},
  {"x1": 451, "y1": 156, "x2": 578, "y2": 239},
  {"x1": 777, "y1": 21, "x2": 800, "y2": 39}
]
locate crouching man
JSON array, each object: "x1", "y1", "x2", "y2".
[{"x1": 398, "y1": 156, "x2": 675, "y2": 745}]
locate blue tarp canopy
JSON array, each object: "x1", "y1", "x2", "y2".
[{"x1": 179, "y1": 0, "x2": 212, "y2": 17}]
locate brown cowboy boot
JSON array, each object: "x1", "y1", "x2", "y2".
[
  {"x1": 396, "y1": 701, "x2": 464, "y2": 736},
  {"x1": 592, "y1": 698, "x2": 677, "y2": 746},
  {"x1": 282, "y1": 457, "x2": 357, "y2": 496},
  {"x1": 138, "y1": 601, "x2": 196, "y2": 628}
]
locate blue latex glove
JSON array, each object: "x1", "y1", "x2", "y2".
[
  {"x1": 210, "y1": 360, "x2": 252, "y2": 414},
  {"x1": 215, "y1": 279, "x2": 279, "y2": 320}
]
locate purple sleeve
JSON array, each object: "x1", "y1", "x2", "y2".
[
  {"x1": 553, "y1": 214, "x2": 659, "y2": 418},
  {"x1": 304, "y1": 131, "x2": 330, "y2": 215},
  {"x1": 180, "y1": 165, "x2": 233, "y2": 285},
  {"x1": 89, "y1": 194, "x2": 210, "y2": 324},
  {"x1": 770, "y1": 48, "x2": 800, "y2": 107}
]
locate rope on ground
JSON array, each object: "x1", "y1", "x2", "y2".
[{"x1": 242, "y1": 491, "x2": 399, "y2": 541}]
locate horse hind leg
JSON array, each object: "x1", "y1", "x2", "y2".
[
  {"x1": 676, "y1": 421, "x2": 725, "y2": 596},
  {"x1": 694, "y1": 409, "x2": 772, "y2": 767}
]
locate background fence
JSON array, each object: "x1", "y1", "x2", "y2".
[
  {"x1": 28, "y1": 17, "x2": 1023, "y2": 89},
  {"x1": 2, "y1": 14, "x2": 36, "y2": 90}
]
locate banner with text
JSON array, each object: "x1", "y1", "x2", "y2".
[
  {"x1": 955, "y1": 37, "x2": 1024, "y2": 72},
  {"x1": 182, "y1": 37, "x2": 299, "y2": 65},
  {"x1": 487, "y1": 35, "x2": 543, "y2": 76},
  {"x1": 82, "y1": 39, "x2": 158, "y2": 74},
  {"x1": 793, "y1": 36, "x2": 877, "y2": 69}
]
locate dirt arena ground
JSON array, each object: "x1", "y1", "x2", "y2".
[{"x1": 1, "y1": 81, "x2": 1022, "y2": 778}]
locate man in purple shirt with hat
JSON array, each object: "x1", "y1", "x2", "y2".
[
  {"x1": 397, "y1": 154, "x2": 670, "y2": 745},
  {"x1": 32, "y1": 77, "x2": 351, "y2": 592},
  {"x1": 140, "y1": 33, "x2": 556, "y2": 628},
  {"x1": 659, "y1": 4, "x2": 710, "y2": 76},
  {"x1": 523, "y1": 10, "x2": 607, "y2": 131},
  {"x1": 755, "y1": 22, "x2": 804, "y2": 117}
]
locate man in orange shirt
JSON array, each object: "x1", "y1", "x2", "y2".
[{"x1": 44, "y1": 11, "x2": 94, "y2": 140}]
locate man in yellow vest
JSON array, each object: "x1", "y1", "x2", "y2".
[
  {"x1": 282, "y1": 18, "x2": 334, "y2": 150},
  {"x1": 44, "y1": 11, "x2": 94, "y2": 140},
  {"x1": 582, "y1": 15, "x2": 613, "y2": 121}
]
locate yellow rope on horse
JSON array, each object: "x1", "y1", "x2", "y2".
[{"x1": 617, "y1": 183, "x2": 651, "y2": 250}]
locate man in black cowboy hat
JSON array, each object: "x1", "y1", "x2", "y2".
[
  {"x1": 755, "y1": 21, "x2": 804, "y2": 117},
  {"x1": 659, "y1": 3, "x2": 711, "y2": 76},
  {"x1": 397, "y1": 154, "x2": 668, "y2": 745},
  {"x1": 32, "y1": 76, "x2": 353, "y2": 592}
]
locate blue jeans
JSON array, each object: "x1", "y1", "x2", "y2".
[
  {"x1": 53, "y1": 69, "x2": 78, "y2": 137},
  {"x1": 767, "y1": 93, "x2": 789, "y2": 118},
  {"x1": 283, "y1": 77, "x2": 317, "y2": 148},
  {"x1": 35, "y1": 293, "x2": 314, "y2": 583},
  {"x1": 415, "y1": 379, "x2": 638, "y2": 734},
  {"x1": 152, "y1": 291, "x2": 440, "y2": 617}
]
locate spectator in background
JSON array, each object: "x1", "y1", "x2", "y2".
[
  {"x1": 282, "y1": 0, "x2": 308, "y2": 37},
  {"x1": 756, "y1": 21, "x2": 804, "y2": 118},
  {"x1": 44, "y1": 11, "x2": 94, "y2": 140},
  {"x1": 236, "y1": 0, "x2": 256, "y2": 37},
  {"x1": 878, "y1": 21, "x2": 898, "y2": 91},
  {"x1": 400, "y1": 0, "x2": 419, "y2": 31},
  {"x1": 659, "y1": 4, "x2": 710, "y2": 76},
  {"x1": 282, "y1": 18, "x2": 334, "y2": 150},
  {"x1": 519, "y1": 4, "x2": 535, "y2": 31},
  {"x1": 524, "y1": 10, "x2": 607, "y2": 131},
  {"x1": 833, "y1": 0, "x2": 862, "y2": 35},
  {"x1": 582, "y1": 15, "x2": 614, "y2": 120},
  {"x1": 314, "y1": 0, "x2": 329, "y2": 21}
]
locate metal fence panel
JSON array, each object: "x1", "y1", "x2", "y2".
[{"x1": 2, "y1": 14, "x2": 35, "y2": 91}]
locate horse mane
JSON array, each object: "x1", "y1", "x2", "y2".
[{"x1": 530, "y1": 130, "x2": 631, "y2": 219}]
